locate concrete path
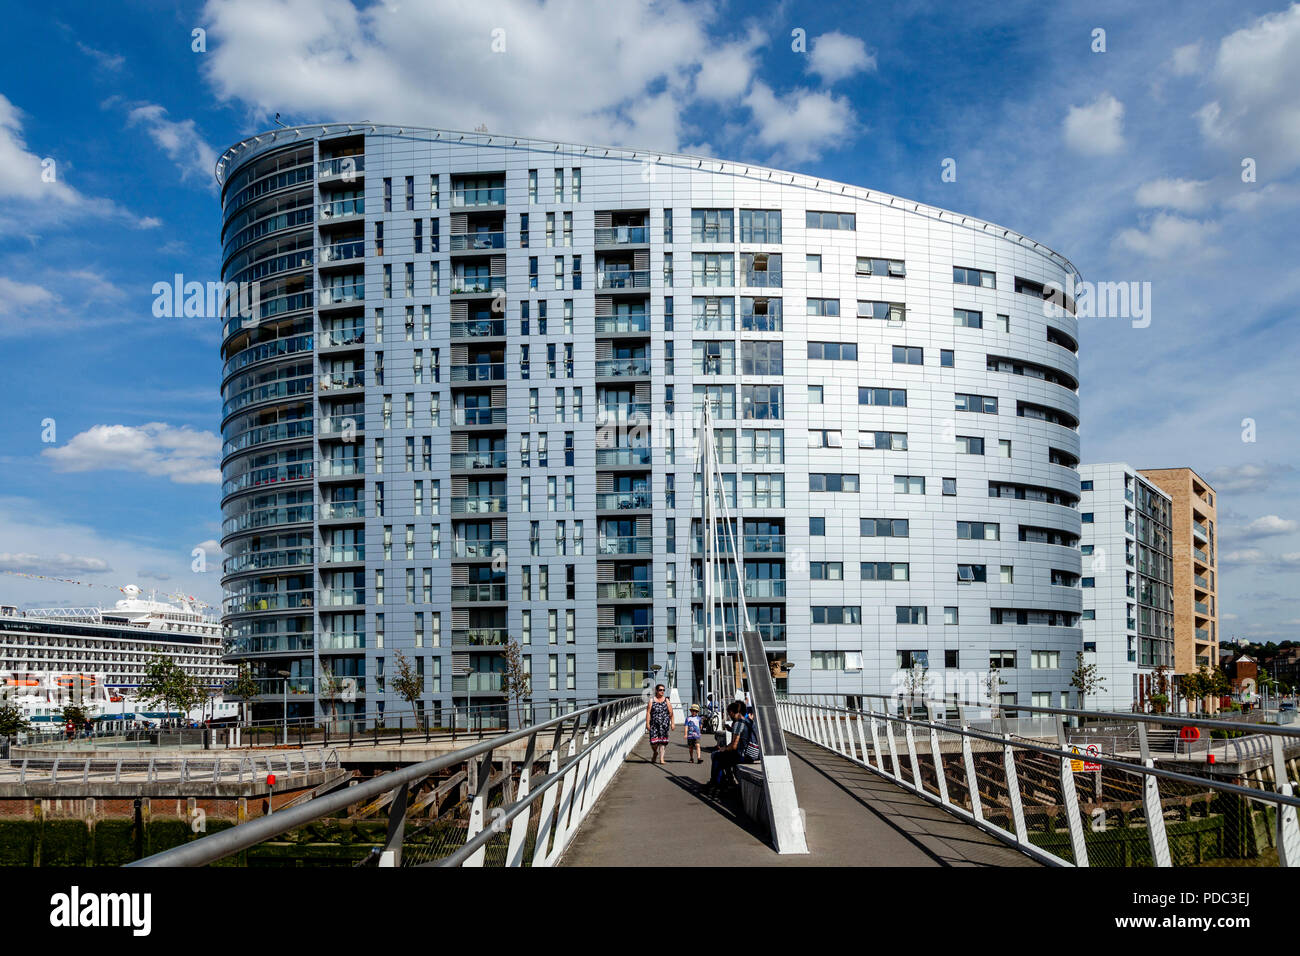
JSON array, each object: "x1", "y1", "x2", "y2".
[{"x1": 562, "y1": 736, "x2": 1041, "y2": 867}]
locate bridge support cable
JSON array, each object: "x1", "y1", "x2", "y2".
[{"x1": 696, "y1": 406, "x2": 807, "y2": 854}]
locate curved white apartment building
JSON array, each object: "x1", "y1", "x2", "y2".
[{"x1": 217, "y1": 123, "x2": 1083, "y2": 725}]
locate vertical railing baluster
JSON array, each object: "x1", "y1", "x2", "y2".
[
  {"x1": 1136, "y1": 722, "x2": 1170, "y2": 867},
  {"x1": 1058, "y1": 716, "x2": 1088, "y2": 866}
]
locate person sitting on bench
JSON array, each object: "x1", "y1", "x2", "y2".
[{"x1": 706, "y1": 701, "x2": 757, "y2": 793}]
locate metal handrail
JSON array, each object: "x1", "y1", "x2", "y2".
[
  {"x1": 127, "y1": 697, "x2": 642, "y2": 867},
  {"x1": 782, "y1": 694, "x2": 1300, "y2": 868}
]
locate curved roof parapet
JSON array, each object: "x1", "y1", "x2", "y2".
[{"x1": 217, "y1": 122, "x2": 1079, "y2": 281}]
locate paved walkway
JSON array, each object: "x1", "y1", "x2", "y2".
[{"x1": 562, "y1": 736, "x2": 1041, "y2": 866}]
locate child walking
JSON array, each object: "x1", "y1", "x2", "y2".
[{"x1": 684, "y1": 703, "x2": 703, "y2": 763}]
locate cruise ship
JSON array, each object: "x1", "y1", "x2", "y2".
[{"x1": 0, "y1": 585, "x2": 238, "y2": 725}]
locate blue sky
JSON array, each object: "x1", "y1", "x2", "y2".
[{"x1": 0, "y1": 0, "x2": 1297, "y2": 640}]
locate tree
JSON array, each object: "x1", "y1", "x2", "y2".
[
  {"x1": 902, "y1": 663, "x2": 931, "y2": 716},
  {"x1": 224, "y1": 663, "x2": 261, "y2": 724},
  {"x1": 1180, "y1": 667, "x2": 1208, "y2": 714},
  {"x1": 391, "y1": 650, "x2": 424, "y2": 729},
  {"x1": 0, "y1": 703, "x2": 29, "y2": 738},
  {"x1": 1069, "y1": 652, "x2": 1106, "y2": 711},
  {"x1": 985, "y1": 668, "x2": 1007, "y2": 715},
  {"x1": 137, "y1": 658, "x2": 206, "y2": 722},
  {"x1": 1149, "y1": 665, "x2": 1172, "y2": 714},
  {"x1": 502, "y1": 639, "x2": 532, "y2": 728},
  {"x1": 59, "y1": 703, "x2": 89, "y2": 728}
]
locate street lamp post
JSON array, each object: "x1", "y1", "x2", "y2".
[{"x1": 275, "y1": 669, "x2": 291, "y2": 745}]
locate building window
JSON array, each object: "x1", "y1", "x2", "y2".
[
  {"x1": 953, "y1": 266, "x2": 996, "y2": 288},
  {"x1": 896, "y1": 606, "x2": 927, "y2": 625},
  {"x1": 806, "y1": 210, "x2": 855, "y2": 230}
]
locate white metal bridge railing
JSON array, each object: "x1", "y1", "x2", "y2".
[
  {"x1": 126, "y1": 697, "x2": 644, "y2": 868},
  {"x1": 782, "y1": 694, "x2": 1300, "y2": 868}
]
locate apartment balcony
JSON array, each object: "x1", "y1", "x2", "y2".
[
  {"x1": 694, "y1": 625, "x2": 786, "y2": 646},
  {"x1": 319, "y1": 327, "x2": 365, "y2": 349},
  {"x1": 318, "y1": 414, "x2": 364, "y2": 437},
  {"x1": 319, "y1": 197, "x2": 364, "y2": 221},
  {"x1": 1195, "y1": 628, "x2": 1211, "y2": 641},
  {"x1": 1194, "y1": 573, "x2": 1210, "y2": 590},
  {"x1": 596, "y1": 269, "x2": 651, "y2": 291},
  {"x1": 598, "y1": 670, "x2": 651, "y2": 691},
  {"x1": 596, "y1": 491, "x2": 652, "y2": 511},
  {"x1": 451, "y1": 407, "x2": 506, "y2": 426},
  {"x1": 595, "y1": 447, "x2": 651, "y2": 467},
  {"x1": 451, "y1": 363, "x2": 507, "y2": 383},
  {"x1": 741, "y1": 269, "x2": 782, "y2": 288},
  {"x1": 597, "y1": 535, "x2": 653, "y2": 555},
  {"x1": 692, "y1": 535, "x2": 786, "y2": 554},
  {"x1": 319, "y1": 459, "x2": 364, "y2": 479},
  {"x1": 595, "y1": 357, "x2": 651, "y2": 379},
  {"x1": 1125, "y1": 488, "x2": 1135, "y2": 503},
  {"x1": 320, "y1": 371, "x2": 365, "y2": 391},
  {"x1": 318, "y1": 239, "x2": 365, "y2": 267},
  {"x1": 318, "y1": 286, "x2": 365, "y2": 309},
  {"x1": 1195, "y1": 601, "x2": 1211, "y2": 616},
  {"x1": 318, "y1": 156, "x2": 365, "y2": 181},
  {"x1": 451, "y1": 450, "x2": 507, "y2": 471},
  {"x1": 597, "y1": 626, "x2": 654, "y2": 645},
  {"x1": 320, "y1": 588, "x2": 365, "y2": 607},
  {"x1": 595, "y1": 313, "x2": 650, "y2": 334},
  {"x1": 452, "y1": 672, "x2": 507, "y2": 695},
  {"x1": 451, "y1": 583, "x2": 508, "y2": 603},
  {"x1": 595, "y1": 225, "x2": 649, "y2": 247},
  {"x1": 1194, "y1": 547, "x2": 1210, "y2": 565},
  {"x1": 451, "y1": 628, "x2": 508, "y2": 648},
  {"x1": 319, "y1": 501, "x2": 365, "y2": 521},
  {"x1": 319, "y1": 545, "x2": 365, "y2": 565},
  {"x1": 451, "y1": 187, "x2": 506, "y2": 208},
  {"x1": 596, "y1": 403, "x2": 651, "y2": 424},
  {"x1": 596, "y1": 581, "x2": 653, "y2": 601},
  {"x1": 451, "y1": 537, "x2": 504, "y2": 559},
  {"x1": 222, "y1": 548, "x2": 313, "y2": 575},
  {"x1": 318, "y1": 631, "x2": 366, "y2": 651},
  {"x1": 451, "y1": 318, "x2": 507, "y2": 339},
  {"x1": 691, "y1": 579, "x2": 787, "y2": 599},
  {"x1": 450, "y1": 275, "x2": 506, "y2": 296},
  {"x1": 451, "y1": 495, "x2": 507, "y2": 515},
  {"x1": 450, "y1": 231, "x2": 506, "y2": 252},
  {"x1": 1193, "y1": 521, "x2": 1209, "y2": 542},
  {"x1": 741, "y1": 312, "x2": 783, "y2": 333}
]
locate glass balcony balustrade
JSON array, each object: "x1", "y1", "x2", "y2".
[
  {"x1": 597, "y1": 535, "x2": 653, "y2": 555},
  {"x1": 595, "y1": 491, "x2": 652, "y2": 510},
  {"x1": 450, "y1": 231, "x2": 505, "y2": 251},
  {"x1": 596, "y1": 581, "x2": 653, "y2": 600},
  {"x1": 597, "y1": 625, "x2": 654, "y2": 644},
  {"x1": 595, "y1": 357, "x2": 651, "y2": 377},
  {"x1": 451, "y1": 450, "x2": 507, "y2": 470},
  {"x1": 594, "y1": 225, "x2": 648, "y2": 245},
  {"x1": 451, "y1": 583, "x2": 508, "y2": 602}
]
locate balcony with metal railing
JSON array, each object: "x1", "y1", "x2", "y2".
[
  {"x1": 595, "y1": 357, "x2": 651, "y2": 378},
  {"x1": 451, "y1": 628, "x2": 509, "y2": 648},
  {"x1": 319, "y1": 501, "x2": 365, "y2": 521},
  {"x1": 319, "y1": 459, "x2": 364, "y2": 479},
  {"x1": 595, "y1": 313, "x2": 650, "y2": 334},
  {"x1": 595, "y1": 447, "x2": 652, "y2": 467},
  {"x1": 318, "y1": 156, "x2": 365, "y2": 180},
  {"x1": 597, "y1": 535, "x2": 653, "y2": 555},
  {"x1": 320, "y1": 588, "x2": 365, "y2": 607},
  {"x1": 451, "y1": 583, "x2": 508, "y2": 603},
  {"x1": 451, "y1": 363, "x2": 507, "y2": 383},
  {"x1": 452, "y1": 539, "x2": 504, "y2": 560},
  {"x1": 318, "y1": 631, "x2": 366, "y2": 650},
  {"x1": 691, "y1": 578, "x2": 787, "y2": 599},
  {"x1": 451, "y1": 495, "x2": 507, "y2": 515},
  {"x1": 318, "y1": 238, "x2": 365, "y2": 266},
  {"x1": 598, "y1": 670, "x2": 651, "y2": 691},
  {"x1": 597, "y1": 625, "x2": 654, "y2": 645},
  {"x1": 450, "y1": 274, "x2": 507, "y2": 296},
  {"x1": 320, "y1": 371, "x2": 365, "y2": 391},
  {"x1": 594, "y1": 225, "x2": 649, "y2": 247},
  {"x1": 451, "y1": 450, "x2": 507, "y2": 470},
  {"x1": 451, "y1": 318, "x2": 507, "y2": 339},
  {"x1": 596, "y1": 268, "x2": 651, "y2": 291},
  {"x1": 319, "y1": 545, "x2": 365, "y2": 564},
  {"x1": 450, "y1": 231, "x2": 506, "y2": 252},
  {"x1": 451, "y1": 406, "x2": 506, "y2": 425},
  {"x1": 596, "y1": 581, "x2": 654, "y2": 601},
  {"x1": 451, "y1": 186, "x2": 506, "y2": 208},
  {"x1": 319, "y1": 197, "x2": 364, "y2": 221},
  {"x1": 595, "y1": 491, "x2": 652, "y2": 511},
  {"x1": 452, "y1": 672, "x2": 507, "y2": 694}
]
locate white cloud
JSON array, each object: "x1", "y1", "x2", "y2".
[
  {"x1": 1114, "y1": 212, "x2": 1219, "y2": 258},
  {"x1": 1221, "y1": 181, "x2": 1300, "y2": 214},
  {"x1": 1196, "y1": 5, "x2": 1300, "y2": 172},
  {"x1": 0, "y1": 93, "x2": 153, "y2": 232},
  {"x1": 694, "y1": 28, "x2": 764, "y2": 102},
  {"x1": 1221, "y1": 548, "x2": 1267, "y2": 566},
  {"x1": 77, "y1": 41, "x2": 125, "y2": 71},
  {"x1": 807, "y1": 31, "x2": 876, "y2": 83},
  {"x1": 1134, "y1": 177, "x2": 1210, "y2": 212},
  {"x1": 1207, "y1": 463, "x2": 1294, "y2": 494},
  {"x1": 0, "y1": 551, "x2": 113, "y2": 575},
  {"x1": 42, "y1": 423, "x2": 221, "y2": 485},
  {"x1": 0, "y1": 277, "x2": 59, "y2": 315},
  {"x1": 743, "y1": 82, "x2": 856, "y2": 163},
  {"x1": 1063, "y1": 92, "x2": 1125, "y2": 155},
  {"x1": 0, "y1": 497, "x2": 221, "y2": 608},
  {"x1": 1167, "y1": 41, "x2": 1201, "y2": 76},
  {"x1": 1242, "y1": 515, "x2": 1299, "y2": 537},
  {"x1": 126, "y1": 104, "x2": 219, "y2": 186}
]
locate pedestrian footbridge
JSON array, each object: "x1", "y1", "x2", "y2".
[{"x1": 124, "y1": 694, "x2": 1299, "y2": 868}]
